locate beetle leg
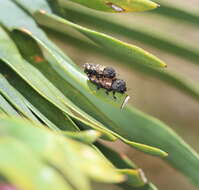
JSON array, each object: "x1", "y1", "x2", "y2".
[{"x1": 113, "y1": 91, "x2": 117, "y2": 99}]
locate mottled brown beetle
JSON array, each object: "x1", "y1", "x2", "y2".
[
  {"x1": 83, "y1": 63, "x2": 116, "y2": 79},
  {"x1": 83, "y1": 63, "x2": 127, "y2": 99}
]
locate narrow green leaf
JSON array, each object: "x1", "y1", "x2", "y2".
[
  {"x1": 0, "y1": 62, "x2": 75, "y2": 131},
  {"x1": 25, "y1": 101, "x2": 60, "y2": 130},
  {"x1": 72, "y1": 145, "x2": 125, "y2": 183},
  {"x1": 0, "y1": 60, "x2": 79, "y2": 131},
  {"x1": 1, "y1": 1, "x2": 199, "y2": 188},
  {"x1": 0, "y1": 94, "x2": 19, "y2": 116},
  {"x1": 62, "y1": 130, "x2": 101, "y2": 144},
  {"x1": 0, "y1": 26, "x2": 79, "y2": 131},
  {"x1": 96, "y1": 142, "x2": 137, "y2": 169},
  {"x1": 0, "y1": 108, "x2": 6, "y2": 115},
  {"x1": 0, "y1": 74, "x2": 41, "y2": 123},
  {"x1": 0, "y1": 72, "x2": 61, "y2": 130},
  {"x1": 119, "y1": 169, "x2": 147, "y2": 187},
  {"x1": 57, "y1": 0, "x2": 159, "y2": 12}
]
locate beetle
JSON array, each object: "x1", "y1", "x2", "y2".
[
  {"x1": 83, "y1": 63, "x2": 116, "y2": 79},
  {"x1": 83, "y1": 64, "x2": 127, "y2": 99}
]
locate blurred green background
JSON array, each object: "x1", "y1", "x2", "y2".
[{"x1": 46, "y1": 0, "x2": 199, "y2": 189}]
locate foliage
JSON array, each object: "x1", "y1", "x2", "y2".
[{"x1": 0, "y1": 0, "x2": 198, "y2": 190}]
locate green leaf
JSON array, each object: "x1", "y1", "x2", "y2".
[
  {"x1": 119, "y1": 169, "x2": 147, "y2": 187},
  {"x1": 0, "y1": 72, "x2": 64, "y2": 130},
  {"x1": 62, "y1": 130, "x2": 101, "y2": 144},
  {"x1": 0, "y1": 73, "x2": 41, "y2": 123},
  {"x1": 0, "y1": 94, "x2": 19, "y2": 116},
  {"x1": 57, "y1": 0, "x2": 159, "y2": 12},
  {"x1": 0, "y1": 107, "x2": 6, "y2": 115}
]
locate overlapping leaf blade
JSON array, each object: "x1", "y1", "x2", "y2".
[
  {"x1": 0, "y1": 73, "x2": 42, "y2": 123},
  {"x1": 0, "y1": 117, "x2": 124, "y2": 189},
  {"x1": 27, "y1": 2, "x2": 199, "y2": 188},
  {"x1": 63, "y1": 130, "x2": 101, "y2": 144},
  {"x1": 0, "y1": 62, "x2": 77, "y2": 131},
  {"x1": 7, "y1": 2, "x2": 199, "y2": 187},
  {"x1": 0, "y1": 94, "x2": 19, "y2": 116},
  {"x1": 0, "y1": 9, "x2": 118, "y2": 140},
  {"x1": 0, "y1": 0, "x2": 199, "y2": 189},
  {"x1": 0, "y1": 0, "x2": 168, "y2": 156}
]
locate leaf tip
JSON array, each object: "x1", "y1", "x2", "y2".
[{"x1": 158, "y1": 150, "x2": 168, "y2": 157}]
